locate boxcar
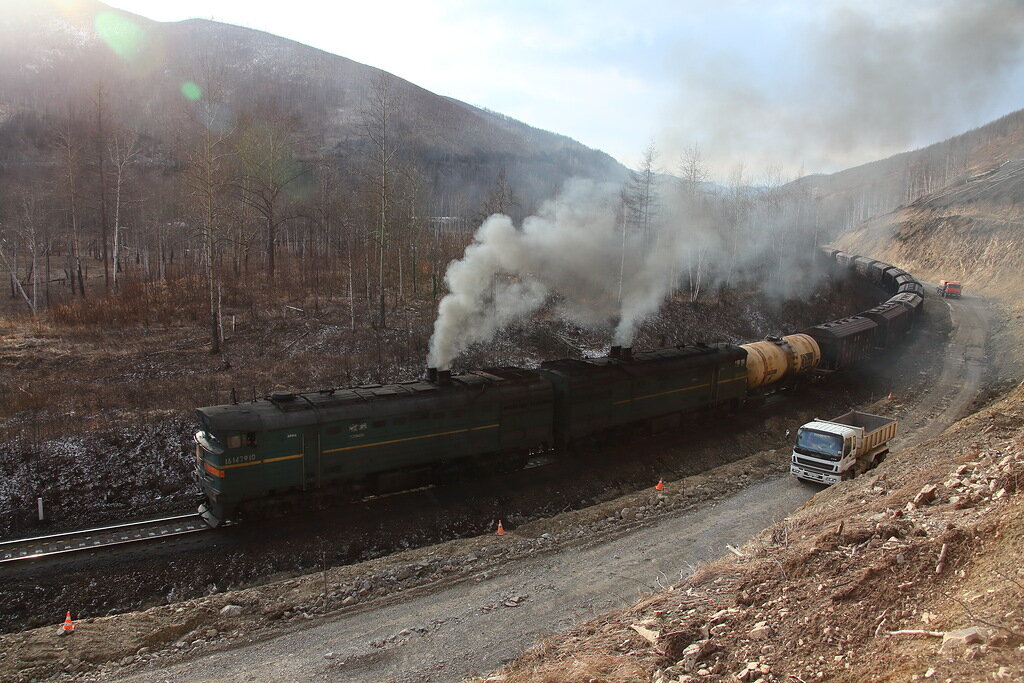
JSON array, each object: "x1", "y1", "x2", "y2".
[
  {"x1": 852, "y1": 256, "x2": 878, "y2": 281},
  {"x1": 803, "y1": 316, "x2": 878, "y2": 370},
  {"x1": 834, "y1": 251, "x2": 855, "y2": 269},
  {"x1": 896, "y1": 280, "x2": 925, "y2": 296},
  {"x1": 887, "y1": 292, "x2": 924, "y2": 323},
  {"x1": 860, "y1": 302, "x2": 912, "y2": 349},
  {"x1": 880, "y1": 266, "x2": 906, "y2": 294}
]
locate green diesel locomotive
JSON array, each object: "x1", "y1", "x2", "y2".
[{"x1": 194, "y1": 344, "x2": 750, "y2": 526}]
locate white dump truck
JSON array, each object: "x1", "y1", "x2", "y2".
[{"x1": 790, "y1": 410, "x2": 898, "y2": 485}]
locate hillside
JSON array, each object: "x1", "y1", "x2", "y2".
[
  {"x1": 836, "y1": 118, "x2": 1024, "y2": 383},
  {"x1": 0, "y1": 0, "x2": 625, "y2": 214},
  {"x1": 791, "y1": 109, "x2": 1024, "y2": 237}
]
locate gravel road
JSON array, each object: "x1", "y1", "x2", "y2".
[
  {"x1": 120, "y1": 476, "x2": 815, "y2": 683},
  {"x1": 897, "y1": 291, "x2": 990, "y2": 449}
]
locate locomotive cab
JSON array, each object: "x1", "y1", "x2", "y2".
[{"x1": 194, "y1": 430, "x2": 227, "y2": 526}]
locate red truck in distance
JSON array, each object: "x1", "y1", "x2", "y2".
[{"x1": 937, "y1": 280, "x2": 962, "y2": 298}]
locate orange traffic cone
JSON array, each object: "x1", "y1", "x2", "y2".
[
  {"x1": 887, "y1": 391, "x2": 894, "y2": 401},
  {"x1": 655, "y1": 477, "x2": 664, "y2": 491},
  {"x1": 496, "y1": 520, "x2": 506, "y2": 536},
  {"x1": 62, "y1": 611, "x2": 74, "y2": 633}
]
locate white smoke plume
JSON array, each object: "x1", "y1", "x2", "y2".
[{"x1": 427, "y1": 179, "x2": 723, "y2": 369}]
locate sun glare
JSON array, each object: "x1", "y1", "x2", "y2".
[
  {"x1": 94, "y1": 10, "x2": 145, "y2": 61},
  {"x1": 180, "y1": 81, "x2": 202, "y2": 101}
]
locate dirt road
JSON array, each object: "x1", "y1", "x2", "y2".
[
  {"x1": 896, "y1": 292, "x2": 990, "y2": 449},
  {"x1": 106, "y1": 292, "x2": 990, "y2": 683},
  {"x1": 120, "y1": 477, "x2": 815, "y2": 683}
]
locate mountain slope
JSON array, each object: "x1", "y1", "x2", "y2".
[{"x1": 0, "y1": 0, "x2": 625, "y2": 213}]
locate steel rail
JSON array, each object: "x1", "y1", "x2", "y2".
[{"x1": 0, "y1": 513, "x2": 210, "y2": 564}]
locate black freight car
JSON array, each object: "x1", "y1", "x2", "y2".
[
  {"x1": 887, "y1": 292, "x2": 924, "y2": 325},
  {"x1": 538, "y1": 343, "x2": 748, "y2": 447},
  {"x1": 834, "y1": 251, "x2": 855, "y2": 269},
  {"x1": 896, "y1": 280, "x2": 925, "y2": 296},
  {"x1": 803, "y1": 316, "x2": 878, "y2": 371},
  {"x1": 864, "y1": 259, "x2": 892, "y2": 287},
  {"x1": 880, "y1": 266, "x2": 906, "y2": 294},
  {"x1": 897, "y1": 272, "x2": 921, "y2": 294},
  {"x1": 852, "y1": 256, "x2": 879, "y2": 283},
  {"x1": 860, "y1": 302, "x2": 912, "y2": 349}
]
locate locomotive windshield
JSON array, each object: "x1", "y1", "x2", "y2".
[
  {"x1": 795, "y1": 429, "x2": 842, "y2": 457},
  {"x1": 195, "y1": 430, "x2": 225, "y2": 455}
]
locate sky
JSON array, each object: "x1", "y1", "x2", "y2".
[{"x1": 102, "y1": 0, "x2": 1024, "y2": 179}]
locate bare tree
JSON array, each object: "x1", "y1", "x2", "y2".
[
  {"x1": 480, "y1": 166, "x2": 517, "y2": 220},
  {"x1": 677, "y1": 143, "x2": 708, "y2": 199},
  {"x1": 623, "y1": 141, "x2": 659, "y2": 248},
  {"x1": 678, "y1": 143, "x2": 710, "y2": 301},
  {"x1": 183, "y1": 100, "x2": 235, "y2": 353},
  {"x1": 234, "y1": 110, "x2": 307, "y2": 280},
  {"x1": 56, "y1": 114, "x2": 86, "y2": 297},
  {"x1": 109, "y1": 129, "x2": 139, "y2": 290},
  {"x1": 359, "y1": 72, "x2": 403, "y2": 331},
  {"x1": 92, "y1": 80, "x2": 112, "y2": 291}
]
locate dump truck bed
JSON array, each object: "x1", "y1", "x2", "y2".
[{"x1": 830, "y1": 410, "x2": 898, "y2": 451}]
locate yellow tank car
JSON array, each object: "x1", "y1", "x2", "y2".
[{"x1": 740, "y1": 334, "x2": 820, "y2": 389}]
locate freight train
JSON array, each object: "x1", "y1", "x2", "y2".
[{"x1": 193, "y1": 249, "x2": 924, "y2": 526}]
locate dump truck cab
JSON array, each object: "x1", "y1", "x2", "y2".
[
  {"x1": 791, "y1": 411, "x2": 897, "y2": 485},
  {"x1": 937, "y1": 280, "x2": 962, "y2": 298}
]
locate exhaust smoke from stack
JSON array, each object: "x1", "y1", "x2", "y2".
[{"x1": 426, "y1": 176, "x2": 818, "y2": 370}]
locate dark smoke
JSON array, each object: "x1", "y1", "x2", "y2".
[{"x1": 663, "y1": 0, "x2": 1024, "y2": 174}]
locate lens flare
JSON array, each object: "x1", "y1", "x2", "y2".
[
  {"x1": 94, "y1": 11, "x2": 144, "y2": 61},
  {"x1": 181, "y1": 82, "x2": 203, "y2": 101}
]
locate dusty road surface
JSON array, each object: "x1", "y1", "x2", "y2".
[
  {"x1": 120, "y1": 477, "x2": 815, "y2": 683},
  {"x1": 896, "y1": 291, "x2": 990, "y2": 449},
  {"x1": 107, "y1": 292, "x2": 991, "y2": 683}
]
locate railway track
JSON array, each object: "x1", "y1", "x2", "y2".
[{"x1": 0, "y1": 513, "x2": 210, "y2": 564}]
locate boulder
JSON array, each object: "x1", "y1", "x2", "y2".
[
  {"x1": 749, "y1": 621, "x2": 772, "y2": 639},
  {"x1": 680, "y1": 639, "x2": 718, "y2": 672},
  {"x1": 219, "y1": 604, "x2": 244, "y2": 618},
  {"x1": 941, "y1": 627, "x2": 985, "y2": 652},
  {"x1": 913, "y1": 484, "x2": 938, "y2": 506}
]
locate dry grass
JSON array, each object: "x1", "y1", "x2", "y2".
[{"x1": 49, "y1": 278, "x2": 205, "y2": 326}]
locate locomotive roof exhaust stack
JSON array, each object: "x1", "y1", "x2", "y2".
[
  {"x1": 426, "y1": 367, "x2": 452, "y2": 385},
  {"x1": 610, "y1": 345, "x2": 622, "y2": 359}
]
